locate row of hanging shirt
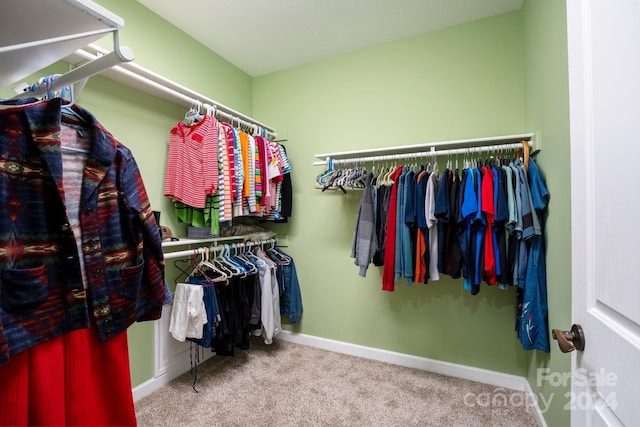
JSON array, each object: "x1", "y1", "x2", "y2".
[
  {"x1": 164, "y1": 103, "x2": 293, "y2": 237},
  {"x1": 345, "y1": 143, "x2": 551, "y2": 352},
  {"x1": 168, "y1": 240, "x2": 302, "y2": 356}
]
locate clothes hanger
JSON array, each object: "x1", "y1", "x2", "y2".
[
  {"x1": 239, "y1": 249, "x2": 258, "y2": 274},
  {"x1": 316, "y1": 159, "x2": 334, "y2": 187},
  {"x1": 219, "y1": 244, "x2": 246, "y2": 277},
  {"x1": 266, "y1": 242, "x2": 291, "y2": 265},
  {"x1": 59, "y1": 80, "x2": 85, "y2": 121},
  {"x1": 506, "y1": 146, "x2": 514, "y2": 165},
  {"x1": 321, "y1": 167, "x2": 340, "y2": 190},
  {"x1": 254, "y1": 242, "x2": 276, "y2": 268},
  {"x1": 183, "y1": 100, "x2": 203, "y2": 125},
  {"x1": 376, "y1": 161, "x2": 384, "y2": 185},
  {"x1": 370, "y1": 163, "x2": 377, "y2": 186},
  {"x1": 204, "y1": 103, "x2": 216, "y2": 120},
  {"x1": 417, "y1": 154, "x2": 426, "y2": 174},
  {"x1": 262, "y1": 241, "x2": 280, "y2": 265},
  {"x1": 47, "y1": 76, "x2": 93, "y2": 155},
  {"x1": 198, "y1": 247, "x2": 229, "y2": 282},
  {"x1": 229, "y1": 244, "x2": 256, "y2": 275},
  {"x1": 412, "y1": 153, "x2": 419, "y2": 172},
  {"x1": 338, "y1": 165, "x2": 355, "y2": 191},
  {"x1": 187, "y1": 248, "x2": 215, "y2": 282},
  {"x1": 346, "y1": 163, "x2": 366, "y2": 188},
  {"x1": 229, "y1": 245, "x2": 250, "y2": 278},
  {"x1": 474, "y1": 147, "x2": 482, "y2": 169},
  {"x1": 322, "y1": 165, "x2": 347, "y2": 193},
  {"x1": 174, "y1": 250, "x2": 199, "y2": 284},
  {"x1": 208, "y1": 246, "x2": 234, "y2": 277},
  {"x1": 381, "y1": 162, "x2": 392, "y2": 186},
  {"x1": 243, "y1": 242, "x2": 267, "y2": 270},
  {"x1": 344, "y1": 164, "x2": 355, "y2": 188},
  {"x1": 388, "y1": 161, "x2": 399, "y2": 185},
  {"x1": 213, "y1": 258, "x2": 234, "y2": 278},
  {"x1": 521, "y1": 140, "x2": 530, "y2": 170}
]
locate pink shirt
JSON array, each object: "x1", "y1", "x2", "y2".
[{"x1": 164, "y1": 115, "x2": 219, "y2": 209}]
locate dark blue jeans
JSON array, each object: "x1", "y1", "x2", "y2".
[{"x1": 277, "y1": 258, "x2": 303, "y2": 324}]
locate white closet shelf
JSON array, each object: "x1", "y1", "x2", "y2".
[
  {"x1": 313, "y1": 133, "x2": 535, "y2": 165},
  {"x1": 63, "y1": 43, "x2": 278, "y2": 139},
  {"x1": 0, "y1": 0, "x2": 124, "y2": 89},
  {"x1": 162, "y1": 236, "x2": 279, "y2": 261},
  {"x1": 161, "y1": 236, "x2": 248, "y2": 249}
]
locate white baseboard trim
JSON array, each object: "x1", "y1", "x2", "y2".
[
  {"x1": 276, "y1": 330, "x2": 547, "y2": 427},
  {"x1": 277, "y1": 330, "x2": 525, "y2": 390},
  {"x1": 523, "y1": 380, "x2": 549, "y2": 427},
  {"x1": 133, "y1": 374, "x2": 172, "y2": 402},
  {"x1": 132, "y1": 345, "x2": 214, "y2": 402}
]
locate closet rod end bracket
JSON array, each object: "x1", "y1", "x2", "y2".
[{"x1": 530, "y1": 132, "x2": 540, "y2": 152}]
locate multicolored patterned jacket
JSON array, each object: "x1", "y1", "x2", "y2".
[{"x1": 0, "y1": 98, "x2": 165, "y2": 366}]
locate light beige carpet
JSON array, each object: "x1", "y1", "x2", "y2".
[{"x1": 135, "y1": 337, "x2": 538, "y2": 427}]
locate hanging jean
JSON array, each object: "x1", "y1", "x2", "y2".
[
  {"x1": 516, "y1": 235, "x2": 549, "y2": 352},
  {"x1": 515, "y1": 158, "x2": 550, "y2": 352},
  {"x1": 277, "y1": 257, "x2": 303, "y2": 325},
  {"x1": 186, "y1": 277, "x2": 222, "y2": 349}
]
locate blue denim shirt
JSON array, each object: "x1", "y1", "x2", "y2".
[
  {"x1": 394, "y1": 168, "x2": 407, "y2": 281},
  {"x1": 277, "y1": 256, "x2": 303, "y2": 324},
  {"x1": 460, "y1": 169, "x2": 476, "y2": 291},
  {"x1": 186, "y1": 277, "x2": 221, "y2": 349},
  {"x1": 402, "y1": 169, "x2": 415, "y2": 284},
  {"x1": 473, "y1": 168, "x2": 486, "y2": 288},
  {"x1": 516, "y1": 158, "x2": 550, "y2": 352}
]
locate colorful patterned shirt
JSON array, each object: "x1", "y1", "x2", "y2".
[{"x1": 0, "y1": 98, "x2": 165, "y2": 366}]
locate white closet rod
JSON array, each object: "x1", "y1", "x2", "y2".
[
  {"x1": 314, "y1": 133, "x2": 534, "y2": 164},
  {"x1": 73, "y1": 44, "x2": 277, "y2": 139},
  {"x1": 10, "y1": 30, "x2": 134, "y2": 100},
  {"x1": 163, "y1": 238, "x2": 278, "y2": 261},
  {"x1": 13, "y1": 48, "x2": 135, "y2": 100},
  {"x1": 0, "y1": 28, "x2": 116, "y2": 54},
  {"x1": 313, "y1": 140, "x2": 532, "y2": 166}
]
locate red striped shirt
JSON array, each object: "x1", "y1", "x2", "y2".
[{"x1": 164, "y1": 115, "x2": 218, "y2": 208}]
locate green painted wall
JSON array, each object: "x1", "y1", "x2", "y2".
[
  {"x1": 94, "y1": 0, "x2": 253, "y2": 114},
  {"x1": 3, "y1": 3, "x2": 575, "y2": 425},
  {"x1": 253, "y1": 11, "x2": 531, "y2": 376},
  {"x1": 523, "y1": 0, "x2": 572, "y2": 426}
]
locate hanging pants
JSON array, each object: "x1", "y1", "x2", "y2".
[{"x1": 0, "y1": 325, "x2": 136, "y2": 426}]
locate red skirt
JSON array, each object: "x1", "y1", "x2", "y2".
[{"x1": 0, "y1": 326, "x2": 136, "y2": 426}]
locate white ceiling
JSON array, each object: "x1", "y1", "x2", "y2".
[{"x1": 137, "y1": 0, "x2": 524, "y2": 77}]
